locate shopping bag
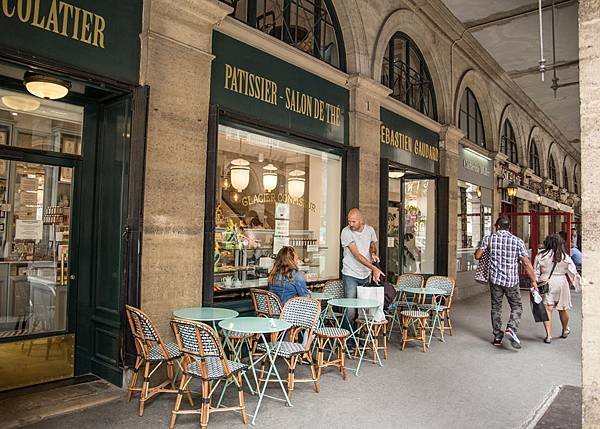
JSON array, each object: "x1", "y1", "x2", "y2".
[
  {"x1": 357, "y1": 285, "x2": 385, "y2": 322},
  {"x1": 382, "y1": 280, "x2": 397, "y2": 308},
  {"x1": 529, "y1": 292, "x2": 549, "y2": 323},
  {"x1": 474, "y1": 250, "x2": 489, "y2": 284}
]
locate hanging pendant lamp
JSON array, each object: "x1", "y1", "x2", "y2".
[
  {"x1": 288, "y1": 169, "x2": 305, "y2": 199},
  {"x1": 230, "y1": 158, "x2": 250, "y2": 192},
  {"x1": 263, "y1": 163, "x2": 278, "y2": 192}
]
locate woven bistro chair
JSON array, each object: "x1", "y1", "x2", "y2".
[
  {"x1": 355, "y1": 318, "x2": 388, "y2": 363},
  {"x1": 387, "y1": 274, "x2": 424, "y2": 340},
  {"x1": 420, "y1": 276, "x2": 456, "y2": 339},
  {"x1": 250, "y1": 288, "x2": 283, "y2": 318},
  {"x1": 256, "y1": 297, "x2": 321, "y2": 398},
  {"x1": 170, "y1": 318, "x2": 248, "y2": 429},
  {"x1": 400, "y1": 309, "x2": 429, "y2": 352},
  {"x1": 125, "y1": 305, "x2": 185, "y2": 416},
  {"x1": 320, "y1": 279, "x2": 344, "y2": 326}
]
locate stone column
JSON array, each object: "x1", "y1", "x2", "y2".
[
  {"x1": 439, "y1": 126, "x2": 463, "y2": 282},
  {"x1": 347, "y1": 75, "x2": 391, "y2": 235},
  {"x1": 579, "y1": 2, "x2": 600, "y2": 425},
  {"x1": 139, "y1": 0, "x2": 232, "y2": 333}
]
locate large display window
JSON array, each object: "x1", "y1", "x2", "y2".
[
  {"x1": 456, "y1": 180, "x2": 492, "y2": 272},
  {"x1": 212, "y1": 124, "x2": 341, "y2": 303}
]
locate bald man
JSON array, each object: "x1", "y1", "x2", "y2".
[{"x1": 341, "y1": 208, "x2": 384, "y2": 326}]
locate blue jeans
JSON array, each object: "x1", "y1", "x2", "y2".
[{"x1": 342, "y1": 274, "x2": 370, "y2": 330}]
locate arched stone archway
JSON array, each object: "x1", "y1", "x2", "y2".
[
  {"x1": 330, "y1": 0, "x2": 370, "y2": 75},
  {"x1": 371, "y1": 8, "x2": 450, "y2": 124},
  {"x1": 454, "y1": 69, "x2": 497, "y2": 151},
  {"x1": 498, "y1": 104, "x2": 526, "y2": 165}
]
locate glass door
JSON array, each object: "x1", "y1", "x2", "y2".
[
  {"x1": 403, "y1": 177, "x2": 436, "y2": 274},
  {"x1": 0, "y1": 89, "x2": 80, "y2": 391}
]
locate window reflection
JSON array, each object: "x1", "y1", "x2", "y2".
[{"x1": 404, "y1": 179, "x2": 435, "y2": 274}]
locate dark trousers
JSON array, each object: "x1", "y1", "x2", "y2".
[{"x1": 490, "y1": 284, "x2": 523, "y2": 337}]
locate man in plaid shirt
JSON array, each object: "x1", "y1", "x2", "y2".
[{"x1": 475, "y1": 217, "x2": 538, "y2": 349}]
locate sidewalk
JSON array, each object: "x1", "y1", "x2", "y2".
[{"x1": 23, "y1": 290, "x2": 582, "y2": 429}]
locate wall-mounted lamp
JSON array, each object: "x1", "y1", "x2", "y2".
[
  {"x1": 536, "y1": 195, "x2": 542, "y2": 203},
  {"x1": 388, "y1": 171, "x2": 405, "y2": 179},
  {"x1": 506, "y1": 184, "x2": 518, "y2": 198},
  {"x1": 24, "y1": 72, "x2": 71, "y2": 100},
  {"x1": 476, "y1": 187, "x2": 482, "y2": 198}
]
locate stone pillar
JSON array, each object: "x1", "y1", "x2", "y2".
[
  {"x1": 439, "y1": 126, "x2": 463, "y2": 282},
  {"x1": 347, "y1": 75, "x2": 391, "y2": 235},
  {"x1": 139, "y1": 0, "x2": 232, "y2": 333},
  {"x1": 579, "y1": 2, "x2": 600, "y2": 425}
]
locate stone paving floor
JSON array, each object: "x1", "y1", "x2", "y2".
[{"x1": 23, "y1": 289, "x2": 582, "y2": 429}]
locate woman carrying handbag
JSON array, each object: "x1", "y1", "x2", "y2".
[{"x1": 534, "y1": 234, "x2": 582, "y2": 344}]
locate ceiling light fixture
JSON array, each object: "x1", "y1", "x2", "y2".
[
  {"x1": 1, "y1": 95, "x2": 40, "y2": 112},
  {"x1": 230, "y1": 158, "x2": 250, "y2": 192},
  {"x1": 24, "y1": 72, "x2": 71, "y2": 100},
  {"x1": 262, "y1": 163, "x2": 278, "y2": 192},
  {"x1": 288, "y1": 170, "x2": 305, "y2": 199}
]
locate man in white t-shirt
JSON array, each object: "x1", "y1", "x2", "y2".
[{"x1": 340, "y1": 208, "x2": 384, "y2": 325}]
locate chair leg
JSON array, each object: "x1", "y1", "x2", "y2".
[
  {"x1": 200, "y1": 381, "x2": 210, "y2": 429},
  {"x1": 166, "y1": 361, "x2": 176, "y2": 389},
  {"x1": 420, "y1": 320, "x2": 427, "y2": 353},
  {"x1": 308, "y1": 352, "x2": 320, "y2": 393},
  {"x1": 237, "y1": 373, "x2": 248, "y2": 424},
  {"x1": 401, "y1": 317, "x2": 408, "y2": 351},
  {"x1": 385, "y1": 324, "x2": 389, "y2": 358},
  {"x1": 340, "y1": 338, "x2": 347, "y2": 380},
  {"x1": 169, "y1": 374, "x2": 188, "y2": 429},
  {"x1": 287, "y1": 356, "x2": 297, "y2": 399},
  {"x1": 316, "y1": 338, "x2": 324, "y2": 379},
  {"x1": 139, "y1": 361, "x2": 151, "y2": 416},
  {"x1": 447, "y1": 310, "x2": 453, "y2": 336},
  {"x1": 128, "y1": 357, "x2": 142, "y2": 402}
]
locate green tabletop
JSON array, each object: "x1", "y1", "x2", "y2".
[
  {"x1": 311, "y1": 292, "x2": 335, "y2": 301},
  {"x1": 328, "y1": 298, "x2": 380, "y2": 309},
  {"x1": 173, "y1": 307, "x2": 238, "y2": 322},
  {"x1": 399, "y1": 287, "x2": 446, "y2": 295},
  {"x1": 219, "y1": 317, "x2": 292, "y2": 334}
]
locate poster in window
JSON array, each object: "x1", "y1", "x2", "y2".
[
  {"x1": 59, "y1": 167, "x2": 72, "y2": 183},
  {"x1": 61, "y1": 135, "x2": 79, "y2": 154}
]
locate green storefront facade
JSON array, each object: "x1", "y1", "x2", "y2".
[{"x1": 0, "y1": 0, "x2": 145, "y2": 389}]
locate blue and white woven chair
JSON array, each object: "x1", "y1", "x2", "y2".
[
  {"x1": 125, "y1": 305, "x2": 184, "y2": 416},
  {"x1": 250, "y1": 288, "x2": 282, "y2": 318},
  {"x1": 420, "y1": 276, "x2": 455, "y2": 339},
  {"x1": 320, "y1": 279, "x2": 344, "y2": 326},
  {"x1": 387, "y1": 274, "x2": 424, "y2": 340},
  {"x1": 256, "y1": 297, "x2": 321, "y2": 398},
  {"x1": 170, "y1": 318, "x2": 248, "y2": 429}
]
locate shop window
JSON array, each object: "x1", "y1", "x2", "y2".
[
  {"x1": 213, "y1": 124, "x2": 341, "y2": 302},
  {"x1": 380, "y1": 33, "x2": 437, "y2": 120},
  {"x1": 529, "y1": 140, "x2": 541, "y2": 176},
  {"x1": 549, "y1": 156, "x2": 557, "y2": 184},
  {"x1": 563, "y1": 165, "x2": 569, "y2": 191},
  {"x1": 228, "y1": 0, "x2": 345, "y2": 70},
  {"x1": 501, "y1": 120, "x2": 518, "y2": 164},
  {"x1": 456, "y1": 181, "x2": 492, "y2": 272},
  {"x1": 403, "y1": 179, "x2": 436, "y2": 274},
  {"x1": 459, "y1": 88, "x2": 485, "y2": 147},
  {"x1": 0, "y1": 91, "x2": 80, "y2": 338}
]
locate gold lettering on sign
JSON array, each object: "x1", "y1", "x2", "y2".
[
  {"x1": 380, "y1": 124, "x2": 439, "y2": 162},
  {"x1": 241, "y1": 192, "x2": 317, "y2": 212},
  {"x1": 1, "y1": 0, "x2": 106, "y2": 49},
  {"x1": 223, "y1": 63, "x2": 343, "y2": 128}
]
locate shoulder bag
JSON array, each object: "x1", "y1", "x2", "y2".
[
  {"x1": 536, "y1": 261, "x2": 557, "y2": 294},
  {"x1": 474, "y1": 236, "x2": 491, "y2": 284}
]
